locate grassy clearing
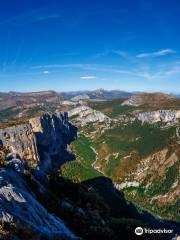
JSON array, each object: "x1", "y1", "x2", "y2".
[{"x1": 61, "y1": 134, "x2": 101, "y2": 182}]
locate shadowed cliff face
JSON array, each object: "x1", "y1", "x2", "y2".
[
  {"x1": 0, "y1": 153, "x2": 78, "y2": 240},
  {"x1": 83, "y1": 176, "x2": 180, "y2": 233},
  {"x1": 29, "y1": 112, "x2": 77, "y2": 172},
  {"x1": 0, "y1": 112, "x2": 78, "y2": 239},
  {"x1": 0, "y1": 112, "x2": 77, "y2": 172}
]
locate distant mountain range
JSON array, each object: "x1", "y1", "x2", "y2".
[
  {"x1": 0, "y1": 90, "x2": 62, "y2": 110},
  {"x1": 2, "y1": 89, "x2": 179, "y2": 110},
  {"x1": 0, "y1": 90, "x2": 179, "y2": 123},
  {"x1": 0, "y1": 89, "x2": 132, "y2": 112},
  {"x1": 62, "y1": 89, "x2": 132, "y2": 100}
]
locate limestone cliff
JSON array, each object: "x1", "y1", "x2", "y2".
[
  {"x1": 0, "y1": 112, "x2": 77, "y2": 171},
  {"x1": 0, "y1": 112, "x2": 78, "y2": 239},
  {"x1": 68, "y1": 105, "x2": 111, "y2": 126},
  {"x1": 136, "y1": 110, "x2": 180, "y2": 124},
  {"x1": 29, "y1": 112, "x2": 77, "y2": 171},
  {"x1": 29, "y1": 112, "x2": 73, "y2": 155},
  {"x1": 0, "y1": 124, "x2": 39, "y2": 168}
]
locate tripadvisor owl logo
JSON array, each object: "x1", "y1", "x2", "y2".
[{"x1": 135, "y1": 227, "x2": 144, "y2": 235}]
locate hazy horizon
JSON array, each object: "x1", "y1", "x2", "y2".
[{"x1": 0, "y1": 88, "x2": 179, "y2": 95}]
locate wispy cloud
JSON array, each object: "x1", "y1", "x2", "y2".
[
  {"x1": 80, "y1": 76, "x2": 96, "y2": 80},
  {"x1": 30, "y1": 63, "x2": 134, "y2": 74},
  {"x1": 96, "y1": 49, "x2": 127, "y2": 58},
  {"x1": 136, "y1": 48, "x2": 176, "y2": 58},
  {"x1": 164, "y1": 65, "x2": 180, "y2": 76},
  {"x1": 19, "y1": 14, "x2": 61, "y2": 26},
  {"x1": 29, "y1": 61, "x2": 180, "y2": 81},
  {"x1": 0, "y1": 7, "x2": 62, "y2": 26},
  {"x1": 31, "y1": 64, "x2": 86, "y2": 69}
]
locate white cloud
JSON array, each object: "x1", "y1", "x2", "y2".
[
  {"x1": 43, "y1": 70, "x2": 49, "y2": 74},
  {"x1": 136, "y1": 49, "x2": 176, "y2": 58},
  {"x1": 31, "y1": 61, "x2": 180, "y2": 82},
  {"x1": 80, "y1": 76, "x2": 96, "y2": 80}
]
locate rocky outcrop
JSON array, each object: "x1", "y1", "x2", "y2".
[
  {"x1": 0, "y1": 112, "x2": 77, "y2": 171},
  {"x1": 71, "y1": 94, "x2": 90, "y2": 101},
  {"x1": 61, "y1": 100, "x2": 77, "y2": 106},
  {"x1": 121, "y1": 94, "x2": 144, "y2": 106},
  {"x1": 0, "y1": 154, "x2": 77, "y2": 239},
  {"x1": 136, "y1": 110, "x2": 180, "y2": 124},
  {"x1": 68, "y1": 106, "x2": 111, "y2": 126},
  {"x1": 30, "y1": 112, "x2": 72, "y2": 154},
  {"x1": 0, "y1": 124, "x2": 39, "y2": 168},
  {"x1": 114, "y1": 181, "x2": 140, "y2": 190},
  {"x1": 29, "y1": 112, "x2": 77, "y2": 171},
  {"x1": 0, "y1": 112, "x2": 79, "y2": 239}
]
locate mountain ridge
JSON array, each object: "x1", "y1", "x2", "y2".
[{"x1": 0, "y1": 112, "x2": 179, "y2": 239}]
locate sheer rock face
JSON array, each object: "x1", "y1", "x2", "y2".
[
  {"x1": 136, "y1": 110, "x2": 180, "y2": 124},
  {"x1": 29, "y1": 112, "x2": 71, "y2": 156},
  {"x1": 0, "y1": 113, "x2": 78, "y2": 239},
  {"x1": 0, "y1": 124, "x2": 39, "y2": 168},
  {"x1": 29, "y1": 112, "x2": 77, "y2": 171},
  {"x1": 0, "y1": 112, "x2": 77, "y2": 170}
]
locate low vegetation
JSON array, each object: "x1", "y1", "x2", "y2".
[
  {"x1": 61, "y1": 134, "x2": 101, "y2": 182},
  {"x1": 0, "y1": 119, "x2": 29, "y2": 129},
  {"x1": 147, "y1": 162, "x2": 179, "y2": 196},
  {"x1": 88, "y1": 98, "x2": 138, "y2": 117},
  {"x1": 93, "y1": 121, "x2": 175, "y2": 177}
]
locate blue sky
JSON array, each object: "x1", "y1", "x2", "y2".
[{"x1": 0, "y1": 0, "x2": 180, "y2": 93}]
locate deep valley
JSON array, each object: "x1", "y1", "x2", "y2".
[{"x1": 0, "y1": 90, "x2": 179, "y2": 239}]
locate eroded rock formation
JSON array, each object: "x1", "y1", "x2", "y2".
[
  {"x1": 0, "y1": 112, "x2": 78, "y2": 239},
  {"x1": 136, "y1": 110, "x2": 180, "y2": 124},
  {"x1": 0, "y1": 124, "x2": 39, "y2": 168},
  {"x1": 68, "y1": 106, "x2": 111, "y2": 126},
  {"x1": 0, "y1": 153, "x2": 77, "y2": 239},
  {"x1": 0, "y1": 112, "x2": 77, "y2": 171}
]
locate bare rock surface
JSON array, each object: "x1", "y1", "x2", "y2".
[
  {"x1": 0, "y1": 157, "x2": 77, "y2": 239},
  {"x1": 136, "y1": 110, "x2": 180, "y2": 124},
  {"x1": 0, "y1": 112, "x2": 78, "y2": 239},
  {"x1": 0, "y1": 124, "x2": 39, "y2": 168},
  {"x1": 68, "y1": 105, "x2": 111, "y2": 126}
]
